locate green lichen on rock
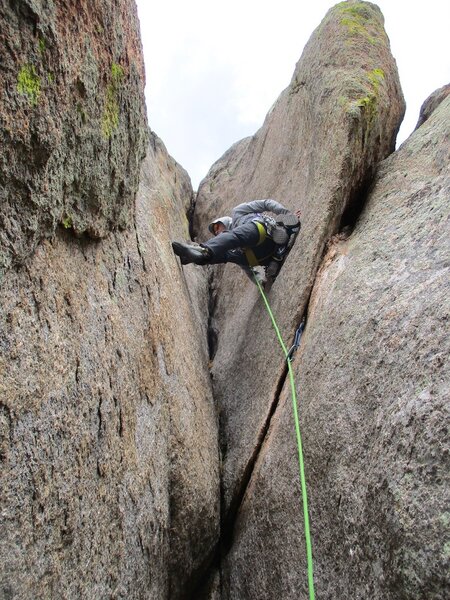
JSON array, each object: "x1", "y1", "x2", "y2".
[
  {"x1": 337, "y1": 1, "x2": 374, "y2": 20},
  {"x1": 367, "y1": 68, "x2": 385, "y2": 92},
  {"x1": 111, "y1": 62, "x2": 124, "y2": 83},
  {"x1": 38, "y1": 37, "x2": 46, "y2": 54},
  {"x1": 440, "y1": 512, "x2": 450, "y2": 527},
  {"x1": 355, "y1": 68, "x2": 385, "y2": 113},
  {"x1": 345, "y1": 68, "x2": 385, "y2": 123},
  {"x1": 17, "y1": 64, "x2": 41, "y2": 106},
  {"x1": 337, "y1": 1, "x2": 382, "y2": 45},
  {"x1": 101, "y1": 62, "x2": 124, "y2": 138},
  {"x1": 443, "y1": 541, "x2": 450, "y2": 559},
  {"x1": 62, "y1": 216, "x2": 73, "y2": 229}
]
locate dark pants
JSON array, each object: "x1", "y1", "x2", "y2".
[{"x1": 202, "y1": 221, "x2": 277, "y2": 267}]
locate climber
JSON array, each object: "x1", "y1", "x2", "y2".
[{"x1": 172, "y1": 199, "x2": 301, "y2": 285}]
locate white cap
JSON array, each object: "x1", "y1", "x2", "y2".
[{"x1": 208, "y1": 216, "x2": 232, "y2": 234}]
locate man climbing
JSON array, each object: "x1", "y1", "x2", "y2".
[{"x1": 172, "y1": 199, "x2": 301, "y2": 285}]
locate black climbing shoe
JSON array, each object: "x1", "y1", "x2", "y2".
[
  {"x1": 172, "y1": 241, "x2": 211, "y2": 265},
  {"x1": 276, "y1": 213, "x2": 299, "y2": 228},
  {"x1": 271, "y1": 225, "x2": 289, "y2": 245},
  {"x1": 272, "y1": 213, "x2": 299, "y2": 244}
]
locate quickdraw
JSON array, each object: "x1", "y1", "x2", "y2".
[{"x1": 287, "y1": 319, "x2": 306, "y2": 362}]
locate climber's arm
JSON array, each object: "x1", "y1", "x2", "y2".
[{"x1": 232, "y1": 199, "x2": 290, "y2": 220}]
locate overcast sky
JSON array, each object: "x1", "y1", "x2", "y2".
[{"x1": 135, "y1": 0, "x2": 449, "y2": 189}]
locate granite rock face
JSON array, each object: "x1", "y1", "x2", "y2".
[
  {"x1": 1, "y1": 2, "x2": 220, "y2": 597},
  {"x1": 415, "y1": 83, "x2": 450, "y2": 129},
  {"x1": 0, "y1": 0, "x2": 148, "y2": 276},
  {"x1": 221, "y1": 94, "x2": 450, "y2": 599},
  {"x1": 2, "y1": 0, "x2": 448, "y2": 598},
  {"x1": 193, "y1": 0, "x2": 405, "y2": 525},
  {"x1": 0, "y1": 134, "x2": 219, "y2": 599},
  {"x1": 194, "y1": 1, "x2": 405, "y2": 240}
]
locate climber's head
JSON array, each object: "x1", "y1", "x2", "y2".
[{"x1": 208, "y1": 216, "x2": 232, "y2": 236}]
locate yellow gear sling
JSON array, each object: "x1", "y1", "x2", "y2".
[{"x1": 244, "y1": 221, "x2": 268, "y2": 267}]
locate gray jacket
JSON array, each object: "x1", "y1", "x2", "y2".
[
  {"x1": 230, "y1": 199, "x2": 292, "y2": 282},
  {"x1": 231, "y1": 199, "x2": 290, "y2": 228}
]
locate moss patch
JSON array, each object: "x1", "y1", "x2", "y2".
[
  {"x1": 337, "y1": 1, "x2": 382, "y2": 45},
  {"x1": 62, "y1": 216, "x2": 73, "y2": 229},
  {"x1": 367, "y1": 68, "x2": 385, "y2": 93},
  {"x1": 38, "y1": 37, "x2": 46, "y2": 54},
  {"x1": 341, "y1": 68, "x2": 386, "y2": 146},
  {"x1": 102, "y1": 63, "x2": 124, "y2": 138},
  {"x1": 346, "y1": 68, "x2": 385, "y2": 119},
  {"x1": 17, "y1": 64, "x2": 41, "y2": 106}
]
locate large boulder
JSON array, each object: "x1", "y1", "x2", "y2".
[
  {"x1": 221, "y1": 94, "x2": 450, "y2": 599},
  {"x1": 415, "y1": 83, "x2": 450, "y2": 129},
  {"x1": 0, "y1": 0, "x2": 148, "y2": 276},
  {"x1": 193, "y1": 0, "x2": 405, "y2": 525},
  {"x1": 0, "y1": 134, "x2": 220, "y2": 599}
]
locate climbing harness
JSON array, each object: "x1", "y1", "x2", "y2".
[
  {"x1": 254, "y1": 275, "x2": 315, "y2": 600},
  {"x1": 244, "y1": 220, "x2": 270, "y2": 267},
  {"x1": 245, "y1": 215, "x2": 300, "y2": 269}
]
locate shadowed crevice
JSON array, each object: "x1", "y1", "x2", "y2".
[
  {"x1": 187, "y1": 278, "x2": 317, "y2": 599},
  {"x1": 338, "y1": 175, "x2": 373, "y2": 233},
  {"x1": 219, "y1": 356, "x2": 291, "y2": 552}
]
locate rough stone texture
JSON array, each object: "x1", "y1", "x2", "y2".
[
  {"x1": 193, "y1": 0, "x2": 405, "y2": 522},
  {"x1": 415, "y1": 83, "x2": 450, "y2": 129},
  {"x1": 2, "y1": 1, "x2": 447, "y2": 598},
  {"x1": 196, "y1": 570, "x2": 222, "y2": 600},
  {"x1": 0, "y1": 0, "x2": 148, "y2": 276},
  {"x1": 222, "y1": 96, "x2": 450, "y2": 599},
  {"x1": 0, "y1": 135, "x2": 219, "y2": 599}
]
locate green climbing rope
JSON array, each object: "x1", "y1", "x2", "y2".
[{"x1": 254, "y1": 276, "x2": 315, "y2": 600}]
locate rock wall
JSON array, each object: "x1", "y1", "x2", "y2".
[
  {"x1": 220, "y1": 93, "x2": 450, "y2": 600},
  {"x1": 0, "y1": 1, "x2": 220, "y2": 596},
  {"x1": 0, "y1": 131, "x2": 220, "y2": 599},
  {"x1": 190, "y1": 2, "x2": 448, "y2": 599},
  {"x1": 2, "y1": 0, "x2": 448, "y2": 598},
  {"x1": 194, "y1": 0, "x2": 405, "y2": 529},
  {"x1": 415, "y1": 83, "x2": 450, "y2": 129},
  {"x1": 0, "y1": 0, "x2": 148, "y2": 275}
]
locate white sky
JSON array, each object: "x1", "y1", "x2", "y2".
[{"x1": 135, "y1": 0, "x2": 449, "y2": 189}]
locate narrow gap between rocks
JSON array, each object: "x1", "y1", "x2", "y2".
[
  {"x1": 186, "y1": 171, "x2": 376, "y2": 596},
  {"x1": 338, "y1": 173, "x2": 374, "y2": 234},
  {"x1": 219, "y1": 356, "x2": 292, "y2": 551},
  {"x1": 219, "y1": 282, "x2": 315, "y2": 555},
  {"x1": 188, "y1": 292, "x2": 313, "y2": 599},
  {"x1": 206, "y1": 268, "x2": 219, "y2": 361}
]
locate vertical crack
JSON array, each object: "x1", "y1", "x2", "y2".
[
  {"x1": 338, "y1": 175, "x2": 373, "y2": 233},
  {"x1": 187, "y1": 299, "x2": 311, "y2": 599},
  {"x1": 220, "y1": 349, "x2": 292, "y2": 552},
  {"x1": 207, "y1": 269, "x2": 219, "y2": 361}
]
